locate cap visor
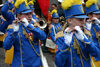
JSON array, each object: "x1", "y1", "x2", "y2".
[
  {"x1": 74, "y1": 15, "x2": 88, "y2": 18},
  {"x1": 93, "y1": 11, "x2": 100, "y2": 14},
  {"x1": 22, "y1": 10, "x2": 32, "y2": 14}
]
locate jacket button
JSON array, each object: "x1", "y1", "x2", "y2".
[
  {"x1": 72, "y1": 45, "x2": 74, "y2": 47},
  {"x1": 74, "y1": 64, "x2": 76, "y2": 66},
  {"x1": 73, "y1": 57, "x2": 75, "y2": 60},
  {"x1": 73, "y1": 51, "x2": 75, "y2": 53}
]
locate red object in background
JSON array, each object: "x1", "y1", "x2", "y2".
[
  {"x1": 46, "y1": 11, "x2": 52, "y2": 22},
  {"x1": 37, "y1": 0, "x2": 50, "y2": 16},
  {"x1": 48, "y1": 37, "x2": 51, "y2": 39}
]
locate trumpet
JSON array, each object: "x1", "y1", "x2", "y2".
[{"x1": 32, "y1": 18, "x2": 47, "y2": 29}]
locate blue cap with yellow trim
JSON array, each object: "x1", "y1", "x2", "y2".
[
  {"x1": 51, "y1": 9, "x2": 59, "y2": 18},
  {"x1": 14, "y1": 0, "x2": 32, "y2": 14},
  {"x1": 28, "y1": 0, "x2": 35, "y2": 10},
  {"x1": 85, "y1": 0, "x2": 100, "y2": 14},
  {"x1": 61, "y1": 0, "x2": 88, "y2": 20}
]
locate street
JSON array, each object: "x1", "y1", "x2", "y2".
[{"x1": 0, "y1": 48, "x2": 55, "y2": 67}]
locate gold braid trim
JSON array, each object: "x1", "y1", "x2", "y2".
[
  {"x1": 7, "y1": 24, "x2": 13, "y2": 29},
  {"x1": 55, "y1": 31, "x2": 64, "y2": 41},
  {"x1": 93, "y1": 27, "x2": 100, "y2": 46},
  {"x1": 57, "y1": 26, "x2": 61, "y2": 32},
  {"x1": 84, "y1": 28, "x2": 92, "y2": 37},
  {"x1": 22, "y1": 27, "x2": 40, "y2": 56},
  {"x1": 60, "y1": 47, "x2": 70, "y2": 52},
  {"x1": 73, "y1": 36, "x2": 89, "y2": 67}
]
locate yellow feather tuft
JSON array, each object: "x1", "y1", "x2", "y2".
[
  {"x1": 61, "y1": 0, "x2": 82, "y2": 10},
  {"x1": 11, "y1": 1, "x2": 14, "y2": 4},
  {"x1": 28, "y1": 1, "x2": 34, "y2": 5},
  {"x1": 51, "y1": 9, "x2": 57, "y2": 15},
  {"x1": 86, "y1": 0, "x2": 98, "y2": 8},
  {"x1": 14, "y1": 0, "x2": 28, "y2": 8},
  {"x1": 74, "y1": 0, "x2": 82, "y2": 5}
]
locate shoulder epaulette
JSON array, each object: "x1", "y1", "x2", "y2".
[
  {"x1": 8, "y1": 10, "x2": 14, "y2": 14},
  {"x1": 7, "y1": 24, "x2": 13, "y2": 29},
  {"x1": 55, "y1": 31, "x2": 64, "y2": 41},
  {"x1": 84, "y1": 28, "x2": 91, "y2": 37}
]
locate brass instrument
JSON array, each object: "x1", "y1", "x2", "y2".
[
  {"x1": 59, "y1": 16, "x2": 66, "y2": 27},
  {"x1": 32, "y1": 18, "x2": 47, "y2": 29}
]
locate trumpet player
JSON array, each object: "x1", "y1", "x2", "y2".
[
  {"x1": 3, "y1": 0, "x2": 46, "y2": 67},
  {"x1": 85, "y1": 0, "x2": 100, "y2": 67},
  {"x1": 54, "y1": 0, "x2": 100, "y2": 67}
]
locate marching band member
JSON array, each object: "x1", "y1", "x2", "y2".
[
  {"x1": 1, "y1": 0, "x2": 14, "y2": 65},
  {"x1": 3, "y1": 0, "x2": 46, "y2": 67},
  {"x1": 49, "y1": 9, "x2": 62, "y2": 52},
  {"x1": 85, "y1": 0, "x2": 100, "y2": 67},
  {"x1": 54, "y1": 0, "x2": 100, "y2": 67}
]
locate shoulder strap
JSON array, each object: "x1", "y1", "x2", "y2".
[{"x1": 52, "y1": 25, "x2": 56, "y2": 35}]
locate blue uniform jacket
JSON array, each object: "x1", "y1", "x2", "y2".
[
  {"x1": 55, "y1": 33, "x2": 100, "y2": 67},
  {"x1": 0, "y1": 1, "x2": 15, "y2": 33},
  {"x1": 90, "y1": 23, "x2": 100, "y2": 61},
  {"x1": 49, "y1": 23, "x2": 62, "y2": 50},
  {"x1": 2, "y1": 1, "x2": 46, "y2": 67},
  {"x1": 3, "y1": 23, "x2": 46, "y2": 67},
  {"x1": 0, "y1": 18, "x2": 12, "y2": 33}
]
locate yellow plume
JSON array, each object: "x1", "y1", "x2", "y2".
[
  {"x1": 11, "y1": 1, "x2": 14, "y2": 4},
  {"x1": 51, "y1": 9, "x2": 57, "y2": 15},
  {"x1": 86, "y1": 0, "x2": 98, "y2": 8},
  {"x1": 61, "y1": 0, "x2": 82, "y2": 10},
  {"x1": 14, "y1": 0, "x2": 28, "y2": 8},
  {"x1": 28, "y1": 1, "x2": 34, "y2": 5}
]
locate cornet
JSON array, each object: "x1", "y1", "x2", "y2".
[{"x1": 32, "y1": 18, "x2": 47, "y2": 29}]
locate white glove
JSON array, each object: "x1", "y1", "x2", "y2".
[
  {"x1": 13, "y1": 23, "x2": 19, "y2": 32},
  {"x1": 93, "y1": 17, "x2": 100, "y2": 24},
  {"x1": 75, "y1": 26, "x2": 89, "y2": 42},
  {"x1": 86, "y1": 22, "x2": 92, "y2": 31},
  {"x1": 64, "y1": 30, "x2": 73, "y2": 46},
  {"x1": 74, "y1": 26, "x2": 85, "y2": 41},
  {"x1": 22, "y1": 18, "x2": 29, "y2": 27},
  {"x1": 8, "y1": 0, "x2": 13, "y2": 3}
]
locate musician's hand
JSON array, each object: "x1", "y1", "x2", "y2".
[
  {"x1": 34, "y1": 22, "x2": 40, "y2": 27},
  {"x1": 86, "y1": 22, "x2": 92, "y2": 31},
  {"x1": 8, "y1": 0, "x2": 13, "y2": 3},
  {"x1": 12, "y1": 20, "x2": 19, "y2": 32},
  {"x1": 74, "y1": 26, "x2": 84, "y2": 41},
  {"x1": 21, "y1": 18, "x2": 29, "y2": 27},
  {"x1": 55, "y1": 31, "x2": 64, "y2": 41},
  {"x1": 92, "y1": 17, "x2": 100, "y2": 24},
  {"x1": 13, "y1": 19, "x2": 18, "y2": 25}
]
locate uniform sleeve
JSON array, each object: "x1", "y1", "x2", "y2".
[
  {"x1": 55, "y1": 38, "x2": 69, "y2": 67},
  {"x1": 1, "y1": 1, "x2": 14, "y2": 22},
  {"x1": 0, "y1": 21, "x2": 11, "y2": 33},
  {"x1": 3, "y1": 29, "x2": 17, "y2": 50},
  {"x1": 85, "y1": 37, "x2": 100, "y2": 57},
  {"x1": 49, "y1": 27, "x2": 55, "y2": 42},
  {"x1": 26, "y1": 24, "x2": 46, "y2": 40}
]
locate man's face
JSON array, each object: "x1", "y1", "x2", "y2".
[
  {"x1": 52, "y1": 5, "x2": 57, "y2": 10},
  {"x1": 52, "y1": 18, "x2": 59, "y2": 24},
  {"x1": 69, "y1": 18, "x2": 85, "y2": 27},
  {"x1": 18, "y1": 12, "x2": 32, "y2": 22}
]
